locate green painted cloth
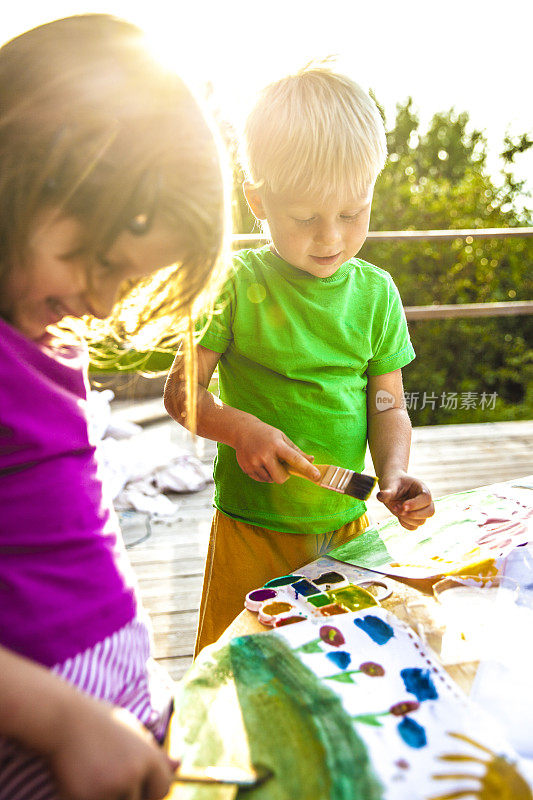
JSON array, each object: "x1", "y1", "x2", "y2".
[{"x1": 200, "y1": 246, "x2": 415, "y2": 534}]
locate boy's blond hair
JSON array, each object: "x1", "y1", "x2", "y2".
[{"x1": 244, "y1": 64, "x2": 387, "y2": 202}]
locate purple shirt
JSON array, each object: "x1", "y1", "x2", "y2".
[{"x1": 0, "y1": 317, "x2": 137, "y2": 667}]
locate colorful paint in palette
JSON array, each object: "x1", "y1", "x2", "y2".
[
  {"x1": 274, "y1": 615, "x2": 306, "y2": 628},
  {"x1": 289, "y1": 578, "x2": 320, "y2": 599},
  {"x1": 327, "y1": 585, "x2": 380, "y2": 612},
  {"x1": 244, "y1": 571, "x2": 381, "y2": 628},
  {"x1": 320, "y1": 603, "x2": 349, "y2": 616},
  {"x1": 261, "y1": 602, "x2": 293, "y2": 615},
  {"x1": 264, "y1": 574, "x2": 303, "y2": 588},
  {"x1": 313, "y1": 571, "x2": 350, "y2": 591},
  {"x1": 291, "y1": 590, "x2": 336, "y2": 618},
  {"x1": 307, "y1": 594, "x2": 332, "y2": 608},
  {"x1": 258, "y1": 601, "x2": 297, "y2": 625},
  {"x1": 244, "y1": 588, "x2": 278, "y2": 613}
]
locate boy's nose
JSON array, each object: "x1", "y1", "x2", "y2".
[{"x1": 314, "y1": 221, "x2": 342, "y2": 247}]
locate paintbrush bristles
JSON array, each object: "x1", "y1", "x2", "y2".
[
  {"x1": 287, "y1": 463, "x2": 378, "y2": 501},
  {"x1": 343, "y1": 472, "x2": 378, "y2": 501},
  {"x1": 318, "y1": 466, "x2": 377, "y2": 500},
  {"x1": 173, "y1": 765, "x2": 273, "y2": 787}
]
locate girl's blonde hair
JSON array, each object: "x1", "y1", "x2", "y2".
[
  {"x1": 0, "y1": 14, "x2": 231, "y2": 431},
  {"x1": 243, "y1": 63, "x2": 387, "y2": 202}
]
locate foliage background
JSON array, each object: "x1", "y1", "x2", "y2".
[{"x1": 361, "y1": 98, "x2": 532, "y2": 426}]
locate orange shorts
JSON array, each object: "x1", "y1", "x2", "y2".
[{"x1": 194, "y1": 509, "x2": 370, "y2": 656}]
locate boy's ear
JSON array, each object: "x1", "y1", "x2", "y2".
[{"x1": 243, "y1": 182, "x2": 267, "y2": 220}]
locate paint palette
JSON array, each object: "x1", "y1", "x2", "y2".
[{"x1": 245, "y1": 570, "x2": 390, "y2": 628}]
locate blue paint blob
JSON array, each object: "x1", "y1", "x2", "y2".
[
  {"x1": 397, "y1": 717, "x2": 427, "y2": 749},
  {"x1": 400, "y1": 668, "x2": 438, "y2": 702},
  {"x1": 291, "y1": 579, "x2": 319, "y2": 597},
  {"x1": 354, "y1": 615, "x2": 394, "y2": 645},
  {"x1": 326, "y1": 650, "x2": 352, "y2": 670}
]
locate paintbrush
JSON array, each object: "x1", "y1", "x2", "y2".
[
  {"x1": 288, "y1": 463, "x2": 378, "y2": 500},
  {"x1": 173, "y1": 764, "x2": 273, "y2": 788}
]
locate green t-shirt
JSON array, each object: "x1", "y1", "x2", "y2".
[{"x1": 199, "y1": 246, "x2": 415, "y2": 535}]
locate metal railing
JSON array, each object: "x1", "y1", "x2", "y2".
[
  {"x1": 233, "y1": 227, "x2": 533, "y2": 245},
  {"x1": 231, "y1": 227, "x2": 533, "y2": 321}
]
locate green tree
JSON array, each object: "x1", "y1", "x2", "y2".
[{"x1": 360, "y1": 98, "x2": 532, "y2": 425}]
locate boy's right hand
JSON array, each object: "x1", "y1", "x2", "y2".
[
  {"x1": 233, "y1": 417, "x2": 320, "y2": 484},
  {"x1": 47, "y1": 694, "x2": 174, "y2": 800}
]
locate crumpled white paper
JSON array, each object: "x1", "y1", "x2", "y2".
[
  {"x1": 87, "y1": 389, "x2": 212, "y2": 517},
  {"x1": 469, "y1": 541, "x2": 533, "y2": 758}
]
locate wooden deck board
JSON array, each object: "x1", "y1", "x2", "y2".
[{"x1": 118, "y1": 416, "x2": 533, "y2": 680}]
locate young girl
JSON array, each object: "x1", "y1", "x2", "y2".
[{"x1": 0, "y1": 14, "x2": 227, "y2": 800}]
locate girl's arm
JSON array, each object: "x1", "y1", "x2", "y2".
[
  {"x1": 164, "y1": 345, "x2": 319, "y2": 484},
  {"x1": 366, "y1": 369, "x2": 434, "y2": 529},
  {"x1": 0, "y1": 645, "x2": 173, "y2": 799}
]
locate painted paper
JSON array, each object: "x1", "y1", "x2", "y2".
[
  {"x1": 329, "y1": 482, "x2": 532, "y2": 579},
  {"x1": 171, "y1": 609, "x2": 530, "y2": 799}
]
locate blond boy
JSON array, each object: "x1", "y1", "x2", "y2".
[{"x1": 165, "y1": 66, "x2": 434, "y2": 653}]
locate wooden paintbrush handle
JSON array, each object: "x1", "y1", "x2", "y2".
[{"x1": 287, "y1": 464, "x2": 329, "y2": 483}]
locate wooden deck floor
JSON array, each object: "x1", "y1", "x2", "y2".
[{"x1": 114, "y1": 408, "x2": 533, "y2": 681}]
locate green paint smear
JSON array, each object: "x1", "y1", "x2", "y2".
[
  {"x1": 173, "y1": 633, "x2": 384, "y2": 800},
  {"x1": 329, "y1": 526, "x2": 392, "y2": 569},
  {"x1": 231, "y1": 634, "x2": 383, "y2": 800}
]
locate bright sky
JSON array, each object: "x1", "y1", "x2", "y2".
[{"x1": 2, "y1": 0, "x2": 532, "y2": 202}]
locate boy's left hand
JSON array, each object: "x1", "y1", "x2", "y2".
[{"x1": 376, "y1": 471, "x2": 434, "y2": 530}]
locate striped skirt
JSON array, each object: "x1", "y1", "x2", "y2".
[{"x1": 0, "y1": 615, "x2": 174, "y2": 800}]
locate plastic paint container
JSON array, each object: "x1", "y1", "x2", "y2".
[{"x1": 245, "y1": 587, "x2": 278, "y2": 612}]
